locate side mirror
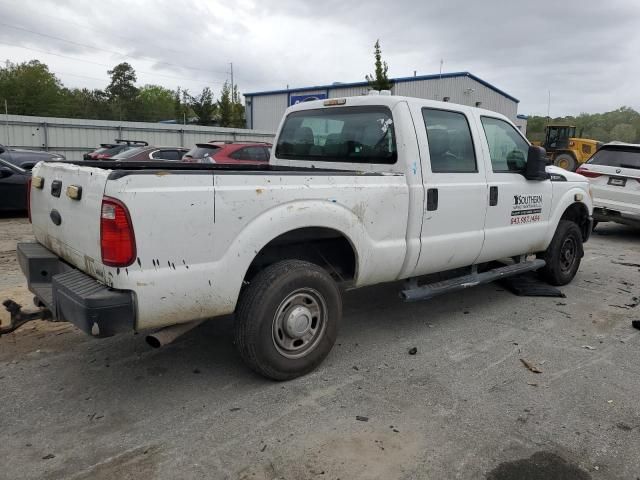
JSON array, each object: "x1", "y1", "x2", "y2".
[
  {"x1": 0, "y1": 166, "x2": 14, "y2": 179},
  {"x1": 524, "y1": 145, "x2": 549, "y2": 181}
]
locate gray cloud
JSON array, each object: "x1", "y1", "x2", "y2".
[{"x1": 0, "y1": 0, "x2": 638, "y2": 116}]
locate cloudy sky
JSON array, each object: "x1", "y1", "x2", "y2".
[{"x1": 0, "y1": 0, "x2": 638, "y2": 117}]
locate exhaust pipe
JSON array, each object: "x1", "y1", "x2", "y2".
[{"x1": 145, "y1": 320, "x2": 205, "y2": 348}]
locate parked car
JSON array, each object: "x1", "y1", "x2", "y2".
[
  {"x1": 110, "y1": 146, "x2": 189, "y2": 162},
  {"x1": 14, "y1": 95, "x2": 593, "y2": 380},
  {"x1": 0, "y1": 156, "x2": 30, "y2": 212},
  {"x1": 182, "y1": 141, "x2": 271, "y2": 164},
  {"x1": 577, "y1": 142, "x2": 640, "y2": 228},
  {"x1": 84, "y1": 140, "x2": 148, "y2": 160},
  {"x1": 0, "y1": 144, "x2": 65, "y2": 170}
]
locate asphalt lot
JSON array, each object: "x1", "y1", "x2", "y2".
[{"x1": 1, "y1": 216, "x2": 639, "y2": 480}]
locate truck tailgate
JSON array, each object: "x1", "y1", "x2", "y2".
[{"x1": 30, "y1": 161, "x2": 110, "y2": 282}]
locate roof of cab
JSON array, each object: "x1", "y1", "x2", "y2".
[{"x1": 285, "y1": 94, "x2": 511, "y2": 122}]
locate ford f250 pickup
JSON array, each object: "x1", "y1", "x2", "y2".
[{"x1": 4, "y1": 95, "x2": 593, "y2": 380}]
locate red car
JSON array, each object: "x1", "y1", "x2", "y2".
[{"x1": 182, "y1": 142, "x2": 271, "y2": 164}]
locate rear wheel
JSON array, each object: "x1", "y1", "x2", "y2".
[
  {"x1": 235, "y1": 260, "x2": 341, "y2": 380},
  {"x1": 538, "y1": 220, "x2": 583, "y2": 286},
  {"x1": 554, "y1": 154, "x2": 577, "y2": 171}
]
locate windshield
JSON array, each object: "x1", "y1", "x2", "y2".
[
  {"x1": 112, "y1": 146, "x2": 147, "y2": 160},
  {"x1": 183, "y1": 144, "x2": 221, "y2": 160},
  {"x1": 587, "y1": 147, "x2": 640, "y2": 169},
  {"x1": 275, "y1": 106, "x2": 397, "y2": 164}
]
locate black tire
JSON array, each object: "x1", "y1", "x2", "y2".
[
  {"x1": 235, "y1": 260, "x2": 341, "y2": 380},
  {"x1": 538, "y1": 220, "x2": 583, "y2": 286},
  {"x1": 553, "y1": 154, "x2": 577, "y2": 172}
]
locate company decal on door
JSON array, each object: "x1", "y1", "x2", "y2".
[{"x1": 510, "y1": 194, "x2": 543, "y2": 225}]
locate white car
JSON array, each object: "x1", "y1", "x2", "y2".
[
  {"x1": 9, "y1": 95, "x2": 593, "y2": 379},
  {"x1": 577, "y1": 142, "x2": 640, "y2": 228}
]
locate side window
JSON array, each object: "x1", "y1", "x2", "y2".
[
  {"x1": 422, "y1": 109, "x2": 477, "y2": 173},
  {"x1": 480, "y1": 117, "x2": 529, "y2": 172},
  {"x1": 152, "y1": 150, "x2": 180, "y2": 160},
  {"x1": 230, "y1": 147, "x2": 251, "y2": 160},
  {"x1": 231, "y1": 147, "x2": 268, "y2": 161}
]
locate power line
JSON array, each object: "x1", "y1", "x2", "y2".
[
  {"x1": 0, "y1": 21, "x2": 231, "y2": 77},
  {"x1": 0, "y1": 40, "x2": 227, "y2": 86},
  {"x1": 0, "y1": 0, "x2": 205, "y2": 61}
]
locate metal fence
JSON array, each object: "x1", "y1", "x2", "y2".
[{"x1": 1, "y1": 114, "x2": 276, "y2": 160}]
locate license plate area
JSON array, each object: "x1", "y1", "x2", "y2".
[{"x1": 608, "y1": 177, "x2": 626, "y2": 187}]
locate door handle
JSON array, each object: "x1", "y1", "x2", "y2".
[
  {"x1": 427, "y1": 188, "x2": 438, "y2": 211},
  {"x1": 489, "y1": 186, "x2": 498, "y2": 206}
]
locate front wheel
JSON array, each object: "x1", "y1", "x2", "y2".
[
  {"x1": 234, "y1": 260, "x2": 342, "y2": 380},
  {"x1": 554, "y1": 154, "x2": 577, "y2": 172},
  {"x1": 538, "y1": 220, "x2": 583, "y2": 286}
]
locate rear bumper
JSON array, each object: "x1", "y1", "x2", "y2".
[
  {"x1": 17, "y1": 242, "x2": 136, "y2": 337},
  {"x1": 593, "y1": 207, "x2": 640, "y2": 227}
]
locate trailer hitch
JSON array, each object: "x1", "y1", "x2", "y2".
[{"x1": 0, "y1": 299, "x2": 52, "y2": 336}]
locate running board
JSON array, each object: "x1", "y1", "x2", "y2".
[{"x1": 400, "y1": 259, "x2": 546, "y2": 302}]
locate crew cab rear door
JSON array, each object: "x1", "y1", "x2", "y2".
[
  {"x1": 475, "y1": 116, "x2": 552, "y2": 262},
  {"x1": 412, "y1": 105, "x2": 489, "y2": 275}
]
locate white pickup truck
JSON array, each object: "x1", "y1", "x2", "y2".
[{"x1": 6, "y1": 95, "x2": 593, "y2": 380}]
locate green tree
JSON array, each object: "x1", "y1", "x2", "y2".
[
  {"x1": 365, "y1": 40, "x2": 392, "y2": 91},
  {"x1": 217, "y1": 82, "x2": 233, "y2": 127},
  {"x1": 187, "y1": 87, "x2": 216, "y2": 125},
  {"x1": 106, "y1": 62, "x2": 139, "y2": 120},
  {"x1": 230, "y1": 85, "x2": 245, "y2": 128},
  {"x1": 136, "y1": 85, "x2": 176, "y2": 122},
  {"x1": 0, "y1": 60, "x2": 64, "y2": 116},
  {"x1": 610, "y1": 123, "x2": 637, "y2": 142}
]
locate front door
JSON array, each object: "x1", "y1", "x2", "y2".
[
  {"x1": 413, "y1": 106, "x2": 488, "y2": 275},
  {"x1": 476, "y1": 116, "x2": 552, "y2": 263}
]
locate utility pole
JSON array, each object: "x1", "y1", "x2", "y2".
[
  {"x1": 230, "y1": 62, "x2": 234, "y2": 102},
  {"x1": 546, "y1": 90, "x2": 551, "y2": 126},
  {"x1": 4, "y1": 99, "x2": 9, "y2": 147}
]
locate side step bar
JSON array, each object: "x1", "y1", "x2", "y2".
[{"x1": 400, "y1": 259, "x2": 546, "y2": 302}]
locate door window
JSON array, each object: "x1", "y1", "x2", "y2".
[
  {"x1": 231, "y1": 146, "x2": 269, "y2": 161},
  {"x1": 481, "y1": 117, "x2": 529, "y2": 173},
  {"x1": 152, "y1": 150, "x2": 181, "y2": 160},
  {"x1": 422, "y1": 109, "x2": 477, "y2": 173}
]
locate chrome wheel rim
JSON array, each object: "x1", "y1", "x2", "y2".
[{"x1": 272, "y1": 288, "x2": 327, "y2": 359}]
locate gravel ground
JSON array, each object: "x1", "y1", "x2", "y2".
[{"x1": 0, "y1": 216, "x2": 639, "y2": 480}]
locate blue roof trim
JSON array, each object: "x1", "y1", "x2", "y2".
[{"x1": 244, "y1": 71, "x2": 519, "y2": 103}]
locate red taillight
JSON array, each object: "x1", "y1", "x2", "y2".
[
  {"x1": 100, "y1": 197, "x2": 136, "y2": 267},
  {"x1": 576, "y1": 166, "x2": 602, "y2": 178},
  {"x1": 27, "y1": 177, "x2": 32, "y2": 222}
]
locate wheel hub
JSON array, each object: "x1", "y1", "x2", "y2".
[
  {"x1": 272, "y1": 288, "x2": 327, "y2": 359},
  {"x1": 284, "y1": 306, "x2": 312, "y2": 338}
]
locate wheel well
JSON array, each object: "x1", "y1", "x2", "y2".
[
  {"x1": 243, "y1": 227, "x2": 357, "y2": 284},
  {"x1": 560, "y1": 202, "x2": 590, "y2": 240}
]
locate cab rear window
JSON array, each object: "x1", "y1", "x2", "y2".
[{"x1": 275, "y1": 106, "x2": 397, "y2": 164}]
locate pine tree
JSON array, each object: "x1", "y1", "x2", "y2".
[{"x1": 365, "y1": 40, "x2": 392, "y2": 91}]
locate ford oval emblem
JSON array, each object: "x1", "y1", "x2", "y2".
[{"x1": 50, "y1": 209, "x2": 62, "y2": 225}]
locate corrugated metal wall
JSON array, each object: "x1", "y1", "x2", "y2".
[
  {"x1": 250, "y1": 94, "x2": 288, "y2": 131},
  {"x1": 246, "y1": 77, "x2": 519, "y2": 131},
  {"x1": 1, "y1": 114, "x2": 275, "y2": 160},
  {"x1": 393, "y1": 76, "x2": 518, "y2": 119}
]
